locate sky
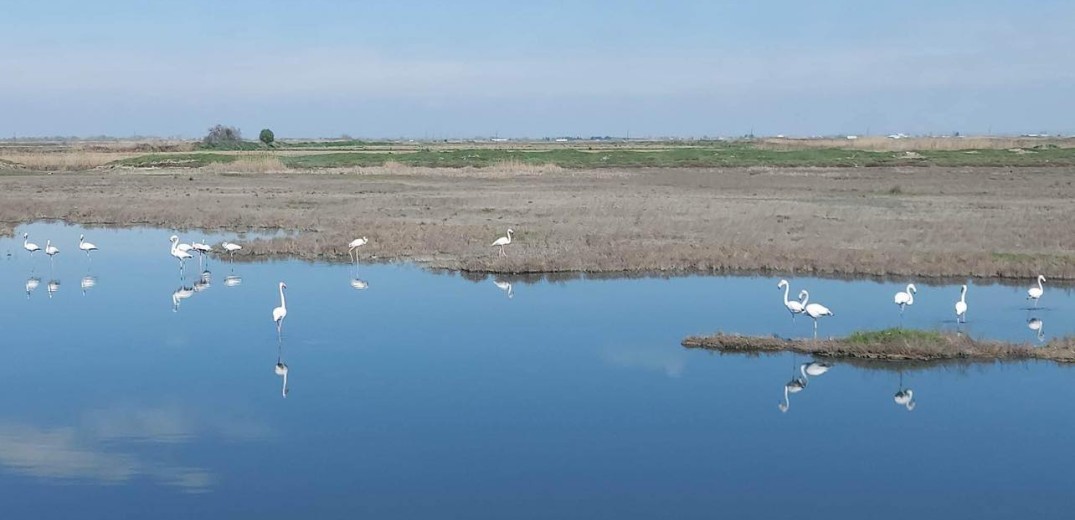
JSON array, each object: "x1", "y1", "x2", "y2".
[{"x1": 1, "y1": 0, "x2": 1073, "y2": 138}]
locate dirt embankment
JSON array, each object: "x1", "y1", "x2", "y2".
[
  {"x1": 682, "y1": 330, "x2": 1075, "y2": 365},
  {"x1": 2, "y1": 164, "x2": 1075, "y2": 278}
]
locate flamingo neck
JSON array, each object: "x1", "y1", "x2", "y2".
[
  {"x1": 1038, "y1": 277, "x2": 1044, "y2": 291},
  {"x1": 282, "y1": 371, "x2": 288, "y2": 397},
  {"x1": 279, "y1": 285, "x2": 287, "y2": 309},
  {"x1": 800, "y1": 291, "x2": 809, "y2": 306},
  {"x1": 960, "y1": 286, "x2": 967, "y2": 303},
  {"x1": 782, "y1": 283, "x2": 790, "y2": 305}
]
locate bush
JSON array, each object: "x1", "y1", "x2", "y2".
[
  {"x1": 259, "y1": 128, "x2": 275, "y2": 146},
  {"x1": 203, "y1": 124, "x2": 243, "y2": 147}
]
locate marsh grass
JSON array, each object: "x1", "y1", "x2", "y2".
[{"x1": 683, "y1": 328, "x2": 1075, "y2": 364}]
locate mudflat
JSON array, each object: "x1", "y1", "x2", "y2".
[{"x1": 2, "y1": 164, "x2": 1074, "y2": 278}]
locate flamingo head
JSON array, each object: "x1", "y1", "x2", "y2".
[
  {"x1": 1039, "y1": 275, "x2": 1047, "y2": 283},
  {"x1": 79, "y1": 234, "x2": 84, "y2": 241},
  {"x1": 908, "y1": 284, "x2": 917, "y2": 293},
  {"x1": 23, "y1": 233, "x2": 28, "y2": 239},
  {"x1": 777, "y1": 279, "x2": 788, "y2": 289},
  {"x1": 169, "y1": 235, "x2": 179, "y2": 243},
  {"x1": 506, "y1": 228, "x2": 514, "y2": 235},
  {"x1": 280, "y1": 282, "x2": 287, "y2": 290}
]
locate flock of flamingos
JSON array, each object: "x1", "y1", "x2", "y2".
[
  {"x1": 16, "y1": 227, "x2": 1052, "y2": 408},
  {"x1": 19, "y1": 228, "x2": 519, "y2": 334}
]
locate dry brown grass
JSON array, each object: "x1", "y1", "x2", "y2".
[
  {"x1": 757, "y1": 136, "x2": 1075, "y2": 152},
  {"x1": 682, "y1": 330, "x2": 1075, "y2": 364},
  {"x1": 199, "y1": 155, "x2": 289, "y2": 174},
  {"x1": 2, "y1": 164, "x2": 1075, "y2": 278},
  {"x1": 0, "y1": 140, "x2": 195, "y2": 171}
]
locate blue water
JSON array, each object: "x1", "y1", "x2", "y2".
[{"x1": 1, "y1": 221, "x2": 1073, "y2": 519}]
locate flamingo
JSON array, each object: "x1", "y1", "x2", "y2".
[
  {"x1": 25, "y1": 276, "x2": 40, "y2": 298},
  {"x1": 23, "y1": 233, "x2": 40, "y2": 257},
  {"x1": 221, "y1": 241, "x2": 242, "y2": 261},
  {"x1": 493, "y1": 279, "x2": 514, "y2": 299},
  {"x1": 1028, "y1": 318, "x2": 1045, "y2": 342},
  {"x1": 78, "y1": 234, "x2": 98, "y2": 260},
  {"x1": 275, "y1": 361, "x2": 289, "y2": 398},
  {"x1": 1027, "y1": 275, "x2": 1046, "y2": 307},
  {"x1": 894, "y1": 283, "x2": 916, "y2": 315},
  {"x1": 44, "y1": 240, "x2": 59, "y2": 266},
  {"x1": 350, "y1": 278, "x2": 369, "y2": 290},
  {"x1": 272, "y1": 282, "x2": 288, "y2": 335},
  {"x1": 224, "y1": 275, "x2": 242, "y2": 287},
  {"x1": 894, "y1": 389, "x2": 915, "y2": 411},
  {"x1": 348, "y1": 237, "x2": 368, "y2": 263},
  {"x1": 169, "y1": 235, "x2": 193, "y2": 272},
  {"x1": 491, "y1": 228, "x2": 514, "y2": 257},
  {"x1": 955, "y1": 284, "x2": 968, "y2": 323},
  {"x1": 778, "y1": 377, "x2": 806, "y2": 413},
  {"x1": 801, "y1": 291, "x2": 834, "y2": 337},
  {"x1": 192, "y1": 239, "x2": 212, "y2": 268},
  {"x1": 777, "y1": 279, "x2": 806, "y2": 319}
]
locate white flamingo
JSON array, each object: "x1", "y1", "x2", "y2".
[
  {"x1": 44, "y1": 240, "x2": 60, "y2": 266},
  {"x1": 777, "y1": 279, "x2": 806, "y2": 319},
  {"x1": 348, "y1": 237, "x2": 368, "y2": 263},
  {"x1": 78, "y1": 234, "x2": 98, "y2": 260},
  {"x1": 192, "y1": 239, "x2": 212, "y2": 267},
  {"x1": 800, "y1": 291, "x2": 834, "y2": 337},
  {"x1": 894, "y1": 283, "x2": 916, "y2": 315},
  {"x1": 169, "y1": 235, "x2": 193, "y2": 272},
  {"x1": 493, "y1": 279, "x2": 514, "y2": 299},
  {"x1": 491, "y1": 228, "x2": 514, "y2": 257},
  {"x1": 1028, "y1": 317, "x2": 1045, "y2": 342},
  {"x1": 1027, "y1": 275, "x2": 1046, "y2": 307},
  {"x1": 272, "y1": 282, "x2": 288, "y2": 335},
  {"x1": 955, "y1": 284, "x2": 968, "y2": 323},
  {"x1": 221, "y1": 241, "x2": 242, "y2": 261},
  {"x1": 23, "y1": 233, "x2": 40, "y2": 257},
  {"x1": 350, "y1": 278, "x2": 369, "y2": 290}
]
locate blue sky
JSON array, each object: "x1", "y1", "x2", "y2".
[{"x1": 2, "y1": 0, "x2": 1073, "y2": 138}]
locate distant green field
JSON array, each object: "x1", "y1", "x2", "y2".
[{"x1": 111, "y1": 143, "x2": 1075, "y2": 169}]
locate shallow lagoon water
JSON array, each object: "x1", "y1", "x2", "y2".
[{"x1": 2, "y1": 222, "x2": 1074, "y2": 519}]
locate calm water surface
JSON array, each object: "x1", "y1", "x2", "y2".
[{"x1": 2, "y1": 222, "x2": 1074, "y2": 519}]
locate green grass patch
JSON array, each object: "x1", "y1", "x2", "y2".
[
  {"x1": 845, "y1": 328, "x2": 944, "y2": 345},
  {"x1": 113, "y1": 153, "x2": 238, "y2": 168}
]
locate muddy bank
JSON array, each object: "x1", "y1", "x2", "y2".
[
  {"x1": 3, "y1": 165, "x2": 1075, "y2": 277},
  {"x1": 682, "y1": 329, "x2": 1075, "y2": 365}
]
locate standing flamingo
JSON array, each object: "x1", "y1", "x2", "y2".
[
  {"x1": 1027, "y1": 275, "x2": 1046, "y2": 308},
  {"x1": 192, "y1": 239, "x2": 212, "y2": 268},
  {"x1": 44, "y1": 240, "x2": 60, "y2": 268},
  {"x1": 955, "y1": 285, "x2": 968, "y2": 324},
  {"x1": 78, "y1": 234, "x2": 98, "y2": 260},
  {"x1": 894, "y1": 283, "x2": 916, "y2": 315},
  {"x1": 221, "y1": 241, "x2": 242, "y2": 262},
  {"x1": 777, "y1": 279, "x2": 806, "y2": 320},
  {"x1": 493, "y1": 279, "x2": 514, "y2": 299},
  {"x1": 23, "y1": 233, "x2": 40, "y2": 257},
  {"x1": 169, "y1": 235, "x2": 193, "y2": 273},
  {"x1": 272, "y1": 282, "x2": 288, "y2": 336},
  {"x1": 491, "y1": 229, "x2": 514, "y2": 257},
  {"x1": 800, "y1": 291, "x2": 834, "y2": 338},
  {"x1": 348, "y1": 237, "x2": 368, "y2": 263}
]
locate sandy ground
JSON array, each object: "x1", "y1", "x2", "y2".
[{"x1": 2, "y1": 165, "x2": 1075, "y2": 279}]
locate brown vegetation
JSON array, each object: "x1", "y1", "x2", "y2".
[
  {"x1": 682, "y1": 330, "x2": 1075, "y2": 365},
  {"x1": 2, "y1": 158, "x2": 1075, "y2": 277},
  {"x1": 757, "y1": 136, "x2": 1075, "y2": 152}
]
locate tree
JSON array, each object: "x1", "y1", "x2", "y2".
[
  {"x1": 259, "y1": 128, "x2": 275, "y2": 146},
  {"x1": 203, "y1": 124, "x2": 242, "y2": 147}
]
